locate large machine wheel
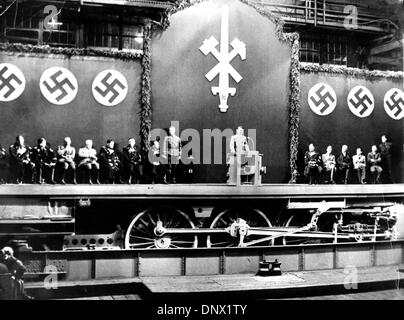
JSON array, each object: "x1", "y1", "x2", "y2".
[
  {"x1": 124, "y1": 207, "x2": 198, "y2": 249},
  {"x1": 206, "y1": 208, "x2": 272, "y2": 248}
]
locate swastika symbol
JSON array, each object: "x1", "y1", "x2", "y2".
[
  {"x1": 40, "y1": 67, "x2": 78, "y2": 105},
  {"x1": 0, "y1": 63, "x2": 26, "y2": 102},
  {"x1": 308, "y1": 83, "x2": 337, "y2": 116},
  {"x1": 347, "y1": 86, "x2": 374, "y2": 118},
  {"x1": 384, "y1": 88, "x2": 404, "y2": 120},
  {"x1": 92, "y1": 70, "x2": 128, "y2": 107}
]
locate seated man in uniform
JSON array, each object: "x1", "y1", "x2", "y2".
[
  {"x1": 367, "y1": 145, "x2": 383, "y2": 184},
  {"x1": 78, "y1": 139, "x2": 100, "y2": 184},
  {"x1": 57, "y1": 137, "x2": 77, "y2": 184},
  {"x1": 0, "y1": 247, "x2": 32, "y2": 300},
  {"x1": 99, "y1": 139, "x2": 121, "y2": 184},
  {"x1": 162, "y1": 126, "x2": 182, "y2": 184},
  {"x1": 352, "y1": 147, "x2": 366, "y2": 184},
  {"x1": 304, "y1": 144, "x2": 322, "y2": 185},
  {"x1": 122, "y1": 138, "x2": 142, "y2": 184},
  {"x1": 32, "y1": 138, "x2": 57, "y2": 184},
  {"x1": 0, "y1": 144, "x2": 9, "y2": 184},
  {"x1": 321, "y1": 145, "x2": 336, "y2": 184},
  {"x1": 9, "y1": 136, "x2": 35, "y2": 184},
  {"x1": 337, "y1": 145, "x2": 351, "y2": 184}
]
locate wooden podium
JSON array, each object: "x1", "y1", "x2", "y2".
[{"x1": 226, "y1": 151, "x2": 265, "y2": 186}]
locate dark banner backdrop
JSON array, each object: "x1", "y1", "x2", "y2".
[
  {"x1": 299, "y1": 72, "x2": 404, "y2": 182},
  {"x1": 0, "y1": 53, "x2": 141, "y2": 151},
  {"x1": 151, "y1": 0, "x2": 292, "y2": 183}
]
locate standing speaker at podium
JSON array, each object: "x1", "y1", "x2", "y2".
[
  {"x1": 227, "y1": 126, "x2": 265, "y2": 186},
  {"x1": 229, "y1": 126, "x2": 250, "y2": 154}
]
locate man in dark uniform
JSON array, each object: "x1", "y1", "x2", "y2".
[
  {"x1": 32, "y1": 138, "x2": 57, "y2": 184},
  {"x1": 0, "y1": 247, "x2": 32, "y2": 299},
  {"x1": 367, "y1": 145, "x2": 383, "y2": 184},
  {"x1": 122, "y1": 138, "x2": 142, "y2": 184},
  {"x1": 337, "y1": 145, "x2": 351, "y2": 184},
  {"x1": 0, "y1": 144, "x2": 9, "y2": 184},
  {"x1": 379, "y1": 135, "x2": 393, "y2": 183},
  {"x1": 9, "y1": 136, "x2": 35, "y2": 184},
  {"x1": 114, "y1": 142, "x2": 124, "y2": 184},
  {"x1": 304, "y1": 144, "x2": 322, "y2": 185},
  {"x1": 99, "y1": 139, "x2": 121, "y2": 184}
]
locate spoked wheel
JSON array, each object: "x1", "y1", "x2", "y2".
[
  {"x1": 124, "y1": 207, "x2": 198, "y2": 249},
  {"x1": 207, "y1": 208, "x2": 272, "y2": 248}
]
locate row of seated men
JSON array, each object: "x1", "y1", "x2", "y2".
[
  {"x1": 0, "y1": 134, "x2": 192, "y2": 185},
  {"x1": 303, "y1": 136, "x2": 393, "y2": 185}
]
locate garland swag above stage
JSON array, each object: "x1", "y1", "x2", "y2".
[
  {"x1": 300, "y1": 62, "x2": 404, "y2": 79},
  {"x1": 0, "y1": 42, "x2": 143, "y2": 60},
  {"x1": 161, "y1": 0, "x2": 207, "y2": 29}
]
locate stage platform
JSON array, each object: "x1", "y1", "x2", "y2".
[
  {"x1": 25, "y1": 264, "x2": 404, "y2": 300},
  {"x1": 0, "y1": 183, "x2": 403, "y2": 199},
  {"x1": 140, "y1": 264, "x2": 404, "y2": 299}
]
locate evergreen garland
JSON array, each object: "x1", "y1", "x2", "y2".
[
  {"x1": 0, "y1": 42, "x2": 143, "y2": 60},
  {"x1": 300, "y1": 62, "x2": 404, "y2": 79},
  {"x1": 161, "y1": 0, "x2": 207, "y2": 30}
]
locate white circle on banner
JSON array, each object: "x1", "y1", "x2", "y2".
[
  {"x1": 92, "y1": 70, "x2": 128, "y2": 106},
  {"x1": 347, "y1": 86, "x2": 374, "y2": 118},
  {"x1": 384, "y1": 88, "x2": 404, "y2": 120},
  {"x1": 0, "y1": 63, "x2": 26, "y2": 102},
  {"x1": 307, "y1": 83, "x2": 337, "y2": 116},
  {"x1": 39, "y1": 67, "x2": 78, "y2": 105}
]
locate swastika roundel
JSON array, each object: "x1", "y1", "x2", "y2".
[
  {"x1": 40, "y1": 67, "x2": 78, "y2": 105},
  {"x1": 347, "y1": 86, "x2": 374, "y2": 118},
  {"x1": 308, "y1": 83, "x2": 337, "y2": 116},
  {"x1": 384, "y1": 88, "x2": 404, "y2": 120},
  {"x1": 0, "y1": 63, "x2": 26, "y2": 102},
  {"x1": 92, "y1": 70, "x2": 128, "y2": 107}
]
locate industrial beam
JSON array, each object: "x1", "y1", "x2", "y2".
[
  {"x1": 81, "y1": 0, "x2": 173, "y2": 9},
  {"x1": 370, "y1": 39, "x2": 404, "y2": 55},
  {"x1": 368, "y1": 56, "x2": 403, "y2": 66}
]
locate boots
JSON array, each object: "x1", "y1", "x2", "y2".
[
  {"x1": 61, "y1": 168, "x2": 66, "y2": 184},
  {"x1": 50, "y1": 168, "x2": 56, "y2": 184},
  {"x1": 94, "y1": 169, "x2": 100, "y2": 184},
  {"x1": 72, "y1": 169, "x2": 77, "y2": 184},
  {"x1": 37, "y1": 167, "x2": 43, "y2": 184},
  {"x1": 87, "y1": 169, "x2": 93, "y2": 184},
  {"x1": 62, "y1": 168, "x2": 77, "y2": 184}
]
